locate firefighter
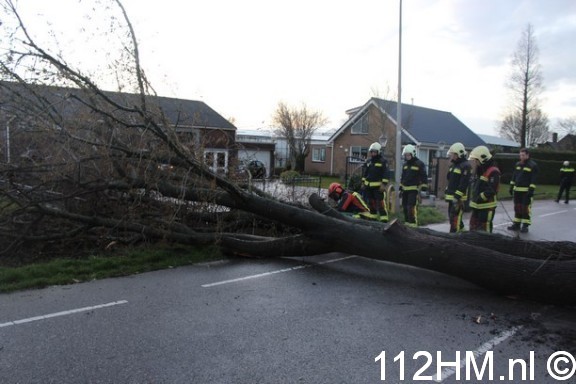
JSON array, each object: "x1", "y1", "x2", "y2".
[
  {"x1": 399, "y1": 144, "x2": 427, "y2": 227},
  {"x1": 556, "y1": 161, "x2": 574, "y2": 204},
  {"x1": 328, "y1": 182, "x2": 370, "y2": 216},
  {"x1": 508, "y1": 148, "x2": 538, "y2": 233},
  {"x1": 468, "y1": 146, "x2": 500, "y2": 233},
  {"x1": 444, "y1": 142, "x2": 472, "y2": 233},
  {"x1": 360, "y1": 142, "x2": 389, "y2": 222}
]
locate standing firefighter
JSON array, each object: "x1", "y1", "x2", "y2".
[
  {"x1": 556, "y1": 161, "x2": 574, "y2": 204},
  {"x1": 445, "y1": 142, "x2": 471, "y2": 233},
  {"x1": 328, "y1": 182, "x2": 370, "y2": 216},
  {"x1": 360, "y1": 142, "x2": 389, "y2": 222},
  {"x1": 399, "y1": 144, "x2": 427, "y2": 227},
  {"x1": 468, "y1": 146, "x2": 500, "y2": 233},
  {"x1": 508, "y1": 148, "x2": 538, "y2": 233}
]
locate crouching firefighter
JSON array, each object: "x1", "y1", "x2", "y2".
[
  {"x1": 328, "y1": 182, "x2": 370, "y2": 217},
  {"x1": 445, "y1": 142, "x2": 471, "y2": 233},
  {"x1": 468, "y1": 146, "x2": 500, "y2": 233},
  {"x1": 360, "y1": 142, "x2": 389, "y2": 222}
]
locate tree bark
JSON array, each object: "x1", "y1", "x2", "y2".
[{"x1": 306, "y1": 194, "x2": 576, "y2": 305}]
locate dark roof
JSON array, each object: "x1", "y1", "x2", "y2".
[
  {"x1": 372, "y1": 98, "x2": 485, "y2": 147},
  {"x1": 136, "y1": 94, "x2": 235, "y2": 130},
  {"x1": 0, "y1": 80, "x2": 235, "y2": 130}
]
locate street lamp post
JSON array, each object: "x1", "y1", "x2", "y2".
[{"x1": 394, "y1": 0, "x2": 403, "y2": 214}]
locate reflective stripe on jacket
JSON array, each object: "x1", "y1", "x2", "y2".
[
  {"x1": 362, "y1": 154, "x2": 389, "y2": 187},
  {"x1": 560, "y1": 167, "x2": 575, "y2": 183},
  {"x1": 401, "y1": 157, "x2": 427, "y2": 191},
  {"x1": 445, "y1": 158, "x2": 471, "y2": 201},
  {"x1": 510, "y1": 159, "x2": 538, "y2": 192},
  {"x1": 470, "y1": 164, "x2": 500, "y2": 210}
]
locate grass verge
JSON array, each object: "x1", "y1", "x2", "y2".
[{"x1": 0, "y1": 244, "x2": 223, "y2": 294}]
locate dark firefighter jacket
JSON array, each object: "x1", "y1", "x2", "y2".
[
  {"x1": 510, "y1": 159, "x2": 538, "y2": 193},
  {"x1": 401, "y1": 157, "x2": 428, "y2": 191},
  {"x1": 362, "y1": 154, "x2": 389, "y2": 188},
  {"x1": 560, "y1": 166, "x2": 575, "y2": 184},
  {"x1": 445, "y1": 157, "x2": 472, "y2": 201},
  {"x1": 470, "y1": 162, "x2": 500, "y2": 210}
]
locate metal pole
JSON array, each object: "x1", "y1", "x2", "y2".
[{"x1": 394, "y1": 0, "x2": 403, "y2": 214}]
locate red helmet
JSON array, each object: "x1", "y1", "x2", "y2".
[{"x1": 328, "y1": 182, "x2": 344, "y2": 199}]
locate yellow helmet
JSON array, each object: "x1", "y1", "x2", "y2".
[
  {"x1": 468, "y1": 146, "x2": 492, "y2": 164},
  {"x1": 368, "y1": 142, "x2": 382, "y2": 152},
  {"x1": 447, "y1": 142, "x2": 466, "y2": 158},
  {"x1": 402, "y1": 144, "x2": 416, "y2": 157}
]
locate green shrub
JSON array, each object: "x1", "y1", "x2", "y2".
[{"x1": 280, "y1": 170, "x2": 300, "y2": 183}]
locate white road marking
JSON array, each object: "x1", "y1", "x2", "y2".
[
  {"x1": 539, "y1": 209, "x2": 571, "y2": 217},
  {"x1": 435, "y1": 326, "x2": 522, "y2": 382},
  {"x1": 494, "y1": 208, "x2": 572, "y2": 227},
  {"x1": 201, "y1": 255, "x2": 357, "y2": 288},
  {"x1": 0, "y1": 300, "x2": 128, "y2": 328}
]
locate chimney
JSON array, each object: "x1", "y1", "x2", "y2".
[{"x1": 552, "y1": 132, "x2": 558, "y2": 143}]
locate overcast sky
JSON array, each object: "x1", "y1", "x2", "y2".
[{"x1": 15, "y1": 0, "x2": 576, "y2": 136}]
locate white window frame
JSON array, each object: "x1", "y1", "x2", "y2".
[
  {"x1": 349, "y1": 146, "x2": 368, "y2": 162},
  {"x1": 350, "y1": 113, "x2": 369, "y2": 134},
  {"x1": 204, "y1": 149, "x2": 228, "y2": 174}
]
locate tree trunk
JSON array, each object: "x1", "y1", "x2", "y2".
[{"x1": 304, "y1": 194, "x2": 576, "y2": 305}]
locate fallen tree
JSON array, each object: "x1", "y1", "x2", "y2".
[{"x1": 1, "y1": 0, "x2": 575, "y2": 305}]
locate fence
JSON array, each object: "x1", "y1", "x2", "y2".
[{"x1": 238, "y1": 177, "x2": 321, "y2": 205}]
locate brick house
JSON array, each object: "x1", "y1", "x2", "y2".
[
  {"x1": 0, "y1": 81, "x2": 237, "y2": 174},
  {"x1": 306, "y1": 98, "x2": 485, "y2": 196}
]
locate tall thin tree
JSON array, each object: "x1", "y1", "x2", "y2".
[{"x1": 499, "y1": 24, "x2": 549, "y2": 147}]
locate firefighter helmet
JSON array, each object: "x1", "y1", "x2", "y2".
[
  {"x1": 328, "y1": 182, "x2": 344, "y2": 199},
  {"x1": 447, "y1": 142, "x2": 466, "y2": 158},
  {"x1": 564, "y1": 161, "x2": 570, "y2": 167},
  {"x1": 368, "y1": 142, "x2": 381, "y2": 152},
  {"x1": 402, "y1": 144, "x2": 416, "y2": 157},
  {"x1": 468, "y1": 145, "x2": 492, "y2": 164}
]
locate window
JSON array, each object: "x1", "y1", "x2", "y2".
[
  {"x1": 312, "y1": 147, "x2": 326, "y2": 162},
  {"x1": 351, "y1": 113, "x2": 369, "y2": 134},
  {"x1": 350, "y1": 146, "x2": 368, "y2": 162},
  {"x1": 204, "y1": 150, "x2": 228, "y2": 175}
]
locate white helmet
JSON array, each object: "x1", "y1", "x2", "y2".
[
  {"x1": 468, "y1": 146, "x2": 492, "y2": 164},
  {"x1": 402, "y1": 144, "x2": 416, "y2": 157},
  {"x1": 447, "y1": 142, "x2": 466, "y2": 158},
  {"x1": 563, "y1": 161, "x2": 570, "y2": 167},
  {"x1": 368, "y1": 142, "x2": 381, "y2": 152}
]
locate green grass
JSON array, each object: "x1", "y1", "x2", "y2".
[{"x1": 0, "y1": 244, "x2": 223, "y2": 293}]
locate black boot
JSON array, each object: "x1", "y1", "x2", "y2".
[
  {"x1": 507, "y1": 223, "x2": 520, "y2": 231},
  {"x1": 520, "y1": 224, "x2": 529, "y2": 233}
]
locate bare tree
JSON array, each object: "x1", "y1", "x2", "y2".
[
  {"x1": 500, "y1": 107, "x2": 550, "y2": 146},
  {"x1": 272, "y1": 102, "x2": 328, "y2": 172},
  {"x1": 556, "y1": 116, "x2": 576, "y2": 137},
  {"x1": 1, "y1": 1, "x2": 575, "y2": 305},
  {"x1": 499, "y1": 24, "x2": 549, "y2": 147}
]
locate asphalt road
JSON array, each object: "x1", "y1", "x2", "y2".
[{"x1": 1, "y1": 200, "x2": 575, "y2": 383}]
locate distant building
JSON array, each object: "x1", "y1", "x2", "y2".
[
  {"x1": 477, "y1": 134, "x2": 520, "y2": 152},
  {"x1": 235, "y1": 129, "x2": 275, "y2": 178},
  {"x1": 538, "y1": 133, "x2": 576, "y2": 152}
]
